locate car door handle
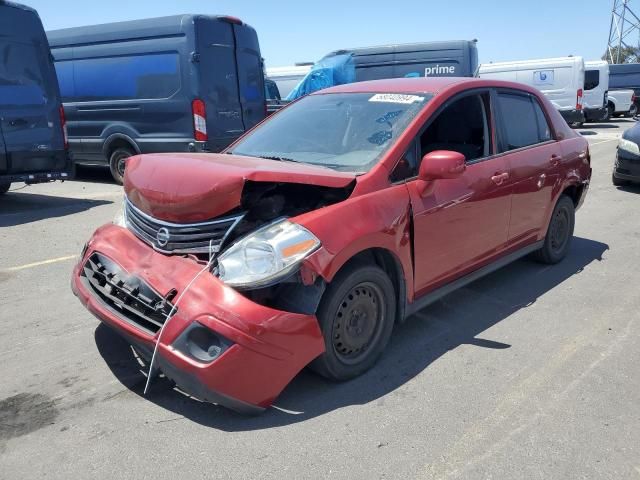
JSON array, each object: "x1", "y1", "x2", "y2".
[
  {"x1": 8, "y1": 118, "x2": 28, "y2": 127},
  {"x1": 491, "y1": 172, "x2": 509, "y2": 185},
  {"x1": 550, "y1": 154, "x2": 562, "y2": 167}
]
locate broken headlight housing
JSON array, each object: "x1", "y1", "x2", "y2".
[{"x1": 217, "y1": 219, "x2": 320, "y2": 289}]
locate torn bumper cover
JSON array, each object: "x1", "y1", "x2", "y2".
[{"x1": 71, "y1": 224, "x2": 325, "y2": 414}]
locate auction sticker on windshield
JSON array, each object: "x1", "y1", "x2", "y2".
[{"x1": 369, "y1": 93, "x2": 424, "y2": 104}]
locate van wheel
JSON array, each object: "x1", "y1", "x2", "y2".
[
  {"x1": 0, "y1": 182, "x2": 10, "y2": 195},
  {"x1": 534, "y1": 195, "x2": 575, "y2": 264},
  {"x1": 109, "y1": 148, "x2": 134, "y2": 185},
  {"x1": 605, "y1": 103, "x2": 614, "y2": 121},
  {"x1": 310, "y1": 263, "x2": 396, "y2": 381}
]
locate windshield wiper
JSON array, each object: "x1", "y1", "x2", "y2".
[{"x1": 258, "y1": 155, "x2": 299, "y2": 163}]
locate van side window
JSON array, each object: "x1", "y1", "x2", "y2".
[
  {"x1": 497, "y1": 93, "x2": 541, "y2": 151},
  {"x1": 420, "y1": 94, "x2": 490, "y2": 163},
  {"x1": 54, "y1": 53, "x2": 180, "y2": 102},
  {"x1": 533, "y1": 99, "x2": 552, "y2": 142}
]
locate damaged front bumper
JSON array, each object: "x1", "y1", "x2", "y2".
[{"x1": 71, "y1": 224, "x2": 325, "y2": 414}]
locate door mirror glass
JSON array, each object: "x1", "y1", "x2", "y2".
[{"x1": 418, "y1": 150, "x2": 466, "y2": 181}]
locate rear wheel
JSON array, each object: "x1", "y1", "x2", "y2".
[
  {"x1": 310, "y1": 263, "x2": 396, "y2": 381},
  {"x1": 534, "y1": 195, "x2": 575, "y2": 264},
  {"x1": 109, "y1": 147, "x2": 134, "y2": 185},
  {"x1": 0, "y1": 181, "x2": 10, "y2": 195},
  {"x1": 605, "y1": 103, "x2": 614, "y2": 121},
  {"x1": 629, "y1": 104, "x2": 638, "y2": 117}
]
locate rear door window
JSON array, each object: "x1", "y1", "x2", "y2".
[
  {"x1": 0, "y1": 40, "x2": 52, "y2": 106},
  {"x1": 497, "y1": 92, "x2": 542, "y2": 151},
  {"x1": 584, "y1": 70, "x2": 600, "y2": 90}
]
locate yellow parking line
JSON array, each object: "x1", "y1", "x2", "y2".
[{"x1": 1, "y1": 255, "x2": 77, "y2": 272}]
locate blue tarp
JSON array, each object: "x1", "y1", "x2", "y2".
[{"x1": 285, "y1": 54, "x2": 356, "y2": 101}]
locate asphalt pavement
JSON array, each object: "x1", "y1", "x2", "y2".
[{"x1": 0, "y1": 119, "x2": 638, "y2": 479}]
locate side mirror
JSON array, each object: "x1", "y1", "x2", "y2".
[{"x1": 418, "y1": 150, "x2": 466, "y2": 181}]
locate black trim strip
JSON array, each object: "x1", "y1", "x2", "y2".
[{"x1": 406, "y1": 240, "x2": 543, "y2": 316}]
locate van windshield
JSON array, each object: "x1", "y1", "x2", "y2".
[{"x1": 228, "y1": 92, "x2": 431, "y2": 173}]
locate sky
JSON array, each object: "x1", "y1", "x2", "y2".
[{"x1": 27, "y1": 0, "x2": 612, "y2": 68}]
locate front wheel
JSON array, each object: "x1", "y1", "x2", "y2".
[
  {"x1": 533, "y1": 195, "x2": 575, "y2": 264},
  {"x1": 0, "y1": 181, "x2": 10, "y2": 195},
  {"x1": 612, "y1": 172, "x2": 628, "y2": 187},
  {"x1": 109, "y1": 147, "x2": 134, "y2": 185},
  {"x1": 310, "y1": 263, "x2": 396, "y2": 381}
]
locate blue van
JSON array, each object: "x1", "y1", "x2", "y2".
[
  {"x1": 0, "y1": 1, "x2": 72, "y2": 195},
  {"x1": 322, "y1": 40, "x2": 479, "y2": 82},
  {"x1": 47, "y1": 15, "x2": 265, "y2": 183}
]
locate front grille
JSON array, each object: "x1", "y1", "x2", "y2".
[
  {"x1": 124, "y1": 199, "x2": 244, "y2": 255},
  {"x1": 81, "y1": 252, "x2": 175, "y2": 335}
]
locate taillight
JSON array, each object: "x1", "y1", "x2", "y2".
[
  {"x1": 59, "y1": 105, "x2": 68, "y2": 149},
  {"x1": 633, "y1": 93, "x2": 637, "y2": 103},
  {"x1": 576, "y1": 88, "x2": 583, "y2": 110},
  {"x1": 192, "y1": 99, "x2": 207, "y2": 141}
]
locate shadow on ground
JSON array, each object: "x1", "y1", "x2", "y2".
[
  {"x1": 616, "y1": 182, "x2": 640, "y2": 193},
  {"x1": 73, "y1": 165, "x2": 117, "y2": 185},
  {"x1": 0, "y1": 190, "x2": 112, "y2": 227},
  {"x1": 95, "y1": 236, "x2": 608, "y2": 431}
]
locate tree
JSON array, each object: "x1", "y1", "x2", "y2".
[{"x1": 602, "y1": 46, "x2": 640, "y2": 64}]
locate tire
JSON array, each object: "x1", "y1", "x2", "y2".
[
  {"x1": 605, "y1": 103, "x2": 614, "y2": 121},
  {"x1": 630, "y1": 104, "x2": 638, "y2": 117},
  {"x1": 533, "y1": 195, "x2": 575, "y2": 264},
  {"x1": 310, "y1": 263, "x2": 396, "y2": 381},
  {"x1": 0, "y1": 181, "x2": 10, "y2": 195},
  {"x1": 109, "y1": 147, "x2": 134, "y2": 185},
  {"x1": 612, "y1": 172, "x2": 628, "y2": 187}
]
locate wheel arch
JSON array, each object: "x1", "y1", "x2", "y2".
[
  {"x1": 102, "y1": 133, "x2": 140, "y2": 160},
  {"x1": 319, "y1": 247, "x2": 408, "y2": 324}
]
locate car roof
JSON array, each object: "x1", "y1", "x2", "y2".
[{"x1": 315, "y1": 77, "x2": 538, "y2": 96}]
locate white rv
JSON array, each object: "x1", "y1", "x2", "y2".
[
  {"x1": 583, "y1": 60, "x2": 609, "y2": 122},
  {"x1": 478, "y1": 56, "x2": 585, "y2": 125},
  {"x1": 265, "y1": 64, "x2": 312, "y2": 99}
]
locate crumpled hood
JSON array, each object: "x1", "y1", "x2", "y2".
[{"x1": 124, "y1": 153, "x2": 356, "y2": 223}]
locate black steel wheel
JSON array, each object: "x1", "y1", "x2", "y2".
[
  {"x1": 533, "y1": 195, "x2": 575, "y2": 264},
  {"x1": 310, "y1": 263, "x2": 395, "y2": 381},
  {"x1": 109, "y1": 147, "x2": 134, "y2": 185}
]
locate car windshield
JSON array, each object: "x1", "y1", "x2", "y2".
[{"x1": 228, "y1": 92, "x2": 432, "y2": 173}]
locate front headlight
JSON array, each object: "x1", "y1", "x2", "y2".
[
  {"x1": 217, "y1": 219, "x2": 320, "y2": 289},
  {"x1": 618, "y1": 138, "x2": 640, "y2": 155}
]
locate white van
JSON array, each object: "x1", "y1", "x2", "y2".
[
  {"x1": 478, "y1": 56, "x2": 585, "y2": 125},
  {"x1": 583, "y1": 60, "x2": 609, "y2": 122},
  {"x1": 266, "y1": 64, "x2": 312, "y2": 99}
]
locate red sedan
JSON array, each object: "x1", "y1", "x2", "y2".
[{"x1": 71, "y1": 77, "x2": 591, "y2": 414}]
